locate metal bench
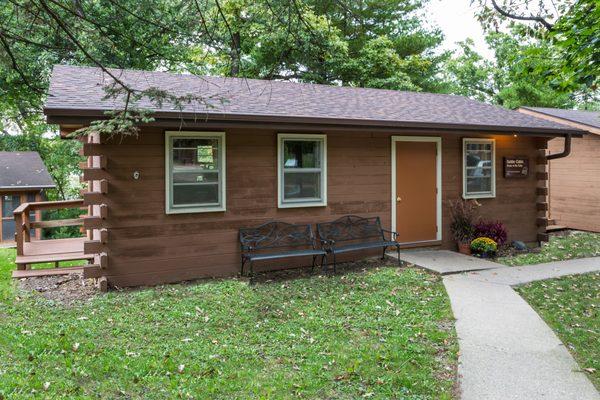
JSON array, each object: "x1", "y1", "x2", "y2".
[
  {"x1": 239, "y1": 221, "x2": 327, "y2": 277},
  {"x1": 317, "y1": 215, "x2": 400, "y2": 272}
]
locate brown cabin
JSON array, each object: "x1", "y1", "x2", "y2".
[
  {"x1": 0, "y1": 152, "x2": 55, "y2": 244},
  {"x1": 13, "y1": 65, "x2": 584, "y2": 287},
  {"x1": 519, "y1": 107, "x2": 600, "y2": 232}
]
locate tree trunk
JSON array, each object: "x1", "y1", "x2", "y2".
[{"x1": 230, "y1": 32, "x2": 241, "y2": 76}]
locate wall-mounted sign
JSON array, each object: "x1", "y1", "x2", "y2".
[{"x1": 504, "y1": 157, "x2": 529, "y2": 178}]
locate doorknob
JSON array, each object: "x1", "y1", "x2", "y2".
[{"x1": 396, "y1": 196, "x2": 402, "y2": 202}]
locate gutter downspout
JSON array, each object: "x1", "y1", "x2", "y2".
[
  {"x1": 546, "y1": 134, "x2": 572, "y2": 160},
  {"x1": 539, "y1": 134, "x2": 572, "y2": 243}
]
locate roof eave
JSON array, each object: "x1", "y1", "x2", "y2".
[
  {"x1": 44, "y1": 107, "x2": 586, "y2": 137},
  {"x1": 0, "y1": 185, "x2": 56, "y2": 190},
  {"x1": 519, "y1": 107, "x2": 600, "y2": 135}
]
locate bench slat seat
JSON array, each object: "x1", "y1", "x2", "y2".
[
  {"x1": 330, "y1": 240, "x2": 399, "y2": 254},
  {"x1": 240, "y1": 221, "x2": 326, "y2": 277},
  {"x1": 247, "y1": 249, "x2": 326, "y2": 262},
  {"x1": 317, "y1": 215, "x2": 400, "y2": 272}
]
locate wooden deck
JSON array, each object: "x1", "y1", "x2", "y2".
[
  {"x1": 13, "y1": 265, "x2": 86, "y2": 278},
  {"x1": 12, "y1": 237, "x2": 98, "y2": 279},
  {"x1": 15, "y1": 237, "x2": 91, "y2": 264},
  {"x1": 11, "y1": 199, "x2": 102, "y2": 280}
]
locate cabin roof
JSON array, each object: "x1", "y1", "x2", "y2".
[
  {"x1": 45, "y1": 65, "x2": 585, "y2": 136},
  {"x1": 520, "y1": 107, "x2": 600, "y2": 132},
  {"x1": 0, "y1": 152, "x2": 56, "y2": 190}
]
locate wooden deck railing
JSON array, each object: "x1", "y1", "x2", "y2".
[{"x1": 13, "y1": 199, "x2": 86, "y2": 257}]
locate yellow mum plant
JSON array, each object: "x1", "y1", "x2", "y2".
[{"x1": 470, "y1": 237, "x2": 497, "y2": 255}]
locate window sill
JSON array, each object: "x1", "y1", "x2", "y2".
[
  {"x1": 278, "y1": 201, "x2": 327, "y2": 209},
  {"x1": 166, "y1": 206, "x2": 226, "y2": 214},
  {"x1": 462, "y1": 194, "x2": 495, "y2": 200}
]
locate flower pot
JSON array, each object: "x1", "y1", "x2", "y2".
[
  {"x1": 457, "y1": 242, "x2": 471, "y2": 255},
  {"x1": 472, "y1": 251, "x2": 496, "y2": 259}
]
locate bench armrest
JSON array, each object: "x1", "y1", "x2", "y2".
[
  {"x1": 320, "y1": 238, "x2": 335, "y2": 249},
  {"x1": 381, "y1": 229, "x2": 399, "y2": 241},
  {"x1": 240, "y1": 245, "x2": 255, "y2": 254}
]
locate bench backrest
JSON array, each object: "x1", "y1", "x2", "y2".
[
  {"x1": 240, "y1": 221, "x2": 316, "y2": 252},
  {"x1": 317, "y1": 215, "x2": 384, "y2": 243}
]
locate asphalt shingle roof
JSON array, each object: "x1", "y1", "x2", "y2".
[
  {"x1": 45, "y1": 65, "x2": 583, "y2": 134},
  {"x1": 0, "y1": 152, "x2": 55, "y2": 190},
  {"x1": 520, "y1": 107, "x2": 600, "y2": 130}
]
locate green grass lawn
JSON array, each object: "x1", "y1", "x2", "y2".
[
  {"x1": 498, "y1": 231, "x2": 600, "y2": 266},
  {"x1": 517, "y1": 273, "x2": 599, "y2": 389},
  {"x1": 0, "y1": 248, "x2": 458, "y2": 399}
]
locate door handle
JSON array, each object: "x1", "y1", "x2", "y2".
[{"x1": 396, "y1": 196, "x2": 402, "y2": 202}]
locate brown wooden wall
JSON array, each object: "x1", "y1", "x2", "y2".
[
  {"x1": 549, "y1": 135, "x2": 600, "y2": 232},
  {"x1": 87, "y1": 127, "x2": 543, "y2": 286}
]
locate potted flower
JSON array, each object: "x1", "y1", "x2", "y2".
[
  {"x1": 470, "y1": 237, "x2": 498, "y2": 258},
  {"x1": 448, "y1": 199, "x2": 479, "y2": 255}
]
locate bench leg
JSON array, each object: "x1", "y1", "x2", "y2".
[
  {"x1": 311, "y1": 255, "x2": 317, "y2": 273},
  {"x1": 240, "y1": 256, "x2": 246, "y2": 276},
  {"x1": 332, "y1": 252, "x2": 337, "y2": 274},
  {"x1": 321, "y1": 254, "x2": 327, "y2": 273},
  {"x1": 396, "y1": 246, "x2": 401, "y2": 266},
  {"x1": 381, "y1": 246, "x2": 387, "y2": 260}
]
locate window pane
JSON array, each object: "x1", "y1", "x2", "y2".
[
  {"x1": 173, "y1": 138, "x2": 219, "y2": 170},
  {"x1": 173, "y1": 184, "x2": 219, "y2": 206},
  {"x1": 284, "y1": 172, "x2": 321, "y2": 200},
  {"x1": 2, "y1": 195, "x2": 20, "y2": 218},
  {"x1": 173, "y1": 171, "x2": 219, "y2": 184},
  {"x1": 2, "y1": 219, "x2": 16, "y2": 241},
  {"x1": 466, "y1": 143, "x2": 492, "y2": 152},
  {"x1": 466, "y1": 150, "x2": 492, "y2": 167},
  {"x1": 466, "y1": 166, "x2": 492, "y2": 177},
  {"x1": 283, "y1": 140, "x2": 321, "y2": 169},
  {"x1": 466, "y1": 177, "x2": 492, "y2": 193}
]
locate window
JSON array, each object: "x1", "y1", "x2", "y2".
[
  {"x1": 165, "y1": 131, "x2": 225, "y2": 213},
  {"x1": 463, "y1": 138, "x2": 495, "y2": 199},
  {"x1": 278, "y1": 134, "x2": 327, "y2": 208}
]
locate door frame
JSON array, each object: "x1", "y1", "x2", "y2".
[{"x1": 391, "y1": 136, "x2": 442, "y2": 243}]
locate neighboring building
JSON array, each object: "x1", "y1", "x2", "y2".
[
  {"x1": 519, "y1": 107, "x2": 600, "y2": 232},
  {"x1": 0, "y1": 151, "x2": 55, "y2": 244},
  {"x1": 32, "y1": 65, "x2": 583, "y2": 287}
]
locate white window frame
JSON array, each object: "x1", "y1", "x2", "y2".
[
  {"x1": 462, "y1": 138, "x2": 496, "y2": 199},
  {"x1": 165, "y1": 131, "x2": 226, "y2": 214},
  {"x1": 277, "y1": 133, "x2": 327, "y2": 208}
]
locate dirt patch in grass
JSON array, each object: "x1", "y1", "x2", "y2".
[
  {"x1": 17, "y1": 273, "x2": 99, "y2": 306},
  {"x1": 248, "y1": 255, "x2": 400, "y2": 284},
  {"x1": 13, "y1": 256, "x2": 400, "y2": 305}
]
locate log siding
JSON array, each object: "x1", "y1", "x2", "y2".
[{"x1": 91, "y1": 127, "x2": 543, "y2": 287}]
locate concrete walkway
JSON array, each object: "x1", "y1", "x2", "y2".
[
  {"x1": 399, "y1": 251, "x2": 600, "y2": 399},
  {"x1": 400, "y1": 250, "x2": 501, "y2": 274}
]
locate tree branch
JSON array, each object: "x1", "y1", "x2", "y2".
[
  {"x1": 490, "y1": 0, "x2": 554, "y2": 30},
  {"x1": 0, "y1": 33, "x2": 44, "y2": 93}
]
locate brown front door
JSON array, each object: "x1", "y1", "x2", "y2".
[{"x1": 395, "y1": 140, "x2": 438, "y2": 243}]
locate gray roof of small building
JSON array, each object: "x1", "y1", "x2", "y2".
[
  {"x1": 0, "y1": 152, "x2": 56, "y2": 190},
  {"x1": 45, "y1": 65, "x2": 584, "y2": 135},
  {"x1": 520, "y1": 107, "x2": 600, "y2": 130}
]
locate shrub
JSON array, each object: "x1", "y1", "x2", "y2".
[
  {"x1": 448, "y1": 199, "x2": 480, "y2": 244},
  {"x1": 474, "y1": 220, "x2": 508, "y2": 246},
  {"x1": 470, "y1": 237, "x2": 497, "y2": 255}
]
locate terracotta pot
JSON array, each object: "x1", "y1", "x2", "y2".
[{"x1": 457, "y1": 242, "x2": 472, "y2": 255}]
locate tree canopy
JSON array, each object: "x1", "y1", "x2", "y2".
[
  {"x1": 0, "y1": 0, "x2": 598, "y2": 201},
  {"x1": 474, "y1": 0, "x2": 599, "y2": 93}
]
